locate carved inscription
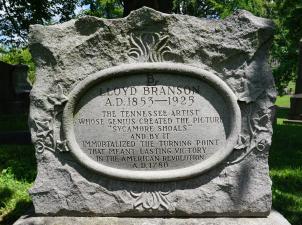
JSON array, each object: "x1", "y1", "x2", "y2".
[{"x1": 73, "y1": 73, "x2": 231, "y2": 171}]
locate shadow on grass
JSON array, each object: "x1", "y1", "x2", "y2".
[
  {"x1": 269, "y1": 108, "x2": 302, "y2": 225},
  {"x1": 270, "y1": 122, "x2": 302, "y2": 170},
  {"x1": 0, "y1": 145, "x2": 36, "y2": 183},
  {"x1": 0, "y1": 114, "x2": 29, "y2": 133},
  {"x1": 0, "y1": 144, "x2": 36, "y2": 225},
  {"x1": 271, "y1": 107, "x2": 302, "y2": 169},
  {"x1": 275, "y1": 107, "x2": 290, "y2": 120},
  {"x1": 0, "y1": 188, "x2": 13, "y2": 209},
  {"x1": 0, "y1": 200, "x2": 33, "y2": 225},
  {"x1": 272, "y1": 172, "x2": 302, "y2": 196},
  {"x1": 272, "y1": 190, "x2": 302, "y2": 225}
]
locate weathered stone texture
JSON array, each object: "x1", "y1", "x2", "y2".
[
  {"x1": 14, "y1": 210, "x2": 291, "y2": 225},
  {"x1": 29, "y1": 7, "x2": 276, "y2": 217}
]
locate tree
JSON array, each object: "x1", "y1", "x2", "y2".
[
  {"x1": 173, "y1": 0, "x2": 218, "y2": 18},
  {"x1": 123, "y1": 0, "x2": 173, "y2": 16},
  {"x1": 0, "y1": 0, "x2": 78, "y2": 47},
  {"x1": 271, "y1": 0, "x2": 302, "y2": 94},
  {"x1": 80, "y1": 0, "x2": 123, "y2": 18},
  {"x1": 80, "y1": 0, "x2": 173, "y2": 18}
]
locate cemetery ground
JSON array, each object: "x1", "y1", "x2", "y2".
[{"x1": 0, "y1": 98, "x2": 301, "y2": 225}]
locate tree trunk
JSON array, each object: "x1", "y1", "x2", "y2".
[{"x1": 123, "y1": 0, "x2": 173, "y2": 17}]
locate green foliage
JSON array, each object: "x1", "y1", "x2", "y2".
[
  {"x1": 80, "y1": 0, "x2": 123, "y2": 18},
  {"x1": 0, "y1": 48, "x2": 36, "y2": 84},
  {"x1": 172, "y1": 0, "x2": 218, "y2": 18},
  {"x1": 271, "y1": 0, "x2": 302, "y2": 95},
  {"x1": 208, "y1": 0, "x2": 269, "y2": 18},
  {"x1": 0, "y1": 168, "x2": 33, "y2": 224},
  {"x1": 172, "y1": 0, "x2": 269, "y2": 18},
  {"x1": 0, "y1": 0, "x2": 79, "y2": 46}
]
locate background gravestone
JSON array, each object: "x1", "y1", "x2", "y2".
[
  {"x1": 14, "y1": 7, "x2": 290, "y2": 225},
  {"x1": 289, "y1": 39, "x2": 302, "y2": 121},
  {"x1": 0, "y1": 61, "x2": 31, "y2": 114},
  {"x1": 0, "y1": 61, "x2": 31, "y2": 144}
]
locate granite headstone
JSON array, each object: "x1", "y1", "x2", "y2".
[{"x1": 15, "y1": 7, "x2": 291, "y2": 225}]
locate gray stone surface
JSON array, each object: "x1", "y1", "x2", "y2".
[
  {"x1": 63, "y1": 63, "x2": 241, "y2": 181},
  {"x1": 13, "y1": 210, "x2": 291, "y2": 225},
  {"x1": 29, "y1": 7, "x2": 276, "y2": 217}
]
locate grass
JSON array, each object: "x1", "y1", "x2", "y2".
[
  {"x1": 0, "y1": 114, "x2": 36, "y2": 225},
  {"x1": 275, "y1": 95, "x2": 291, "y2": 108},
  {"x1": 0, "y1": 100, "x2": 301, "y2": 225},
  {"x1": 269, "y1": 107, "x2": 302, "y2": 224},
  {"x1": 0, "y1": 145, "x2": 36, "y2": 225},
  {"x1": 275, "y1": 81, "x2": 296, "y2": 108},
  {"x1": 0, "y1": 168, "x2": 33, "y2": 224},
  {"x1": 0, "y1": 114, "x2": 28, "y2": 132}
]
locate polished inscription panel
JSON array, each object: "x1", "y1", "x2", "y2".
[
  {"x1": 63, "y1": 63, "x2": 241, "y2": 181},
  {"x1": 74, "y1": 74, "x2": 229, "y2": 170}
]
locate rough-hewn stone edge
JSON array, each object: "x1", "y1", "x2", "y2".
[
  {"x1": 13, "y1": 210, "x2": 291, "y2": 225},
  {"x1": 28, "y1": 7, "x2": 275, "y2": 34}
]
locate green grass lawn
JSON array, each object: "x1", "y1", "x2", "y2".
[
  {"x1": 270, "y1": 107, "x2": 302, "y2": 224},
  {"x1": 0, "y1": 104, "x2": 301, "y2": 225},
  {"x1": 0, "y1": 145, "x2": 36, "y2": 224},
  {"x1": 275, "y1": 95, "x2": 291, "y2": 108},
  {"x1": 275, "y1": 81, "x2": 296, "y2": 108},
  {"x1": 0, "y1": 115, "x2": 36, "y2": 225}
]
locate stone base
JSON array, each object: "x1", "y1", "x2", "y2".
[
  {"x1": 283, "y1": 119, "x2": 302, "y2": 125},
  {"x1": 13, "y1": 210, "x2": 291, "y2": 225}
]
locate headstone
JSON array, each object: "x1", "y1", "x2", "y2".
[
  {"x1": 12, "y1": 64, "x2": 32, "y2": 97},
  {"x1": 289, "y1": 39, "x2": 302, "y2": 121},
  {"x1": 15, "y1": 7, "x2": 290, "y2": 225},
  {"x1": 0, "y1": 61, "x2": 14, "y2": 103},
  {"x1": 0, "y1": 61, "x2": 31, "y2": 114}
]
